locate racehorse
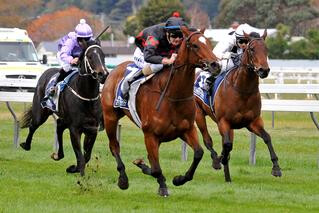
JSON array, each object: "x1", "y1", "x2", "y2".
[
  {"x1": 20, "y1": 40, "x2": 108, "y2": 176},
  {"x1": 101, "y1": 26, "x2": 219, "y2": 196},
  {"x1": 195, "y1": 30, "x2": 282, "y2": 182}
]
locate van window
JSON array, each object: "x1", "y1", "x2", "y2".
[{"x1": 0, "y1": 42, "x2": 39, "y2": 62}]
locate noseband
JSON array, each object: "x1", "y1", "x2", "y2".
[{"x1": 79, "y1": 44, "x2": 108, "y2": 79}]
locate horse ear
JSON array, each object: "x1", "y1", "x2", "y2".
[
  {"x1": 200, "y1": 28, "x2": 206, "y2": 34},
  {"x1": 262, "y1": 29, "x2": 267, "y2": 40},
  {"x1": 181, "y1": 26, "x2": 190, "y2": 38},
  {"x1": 243, "y1": 31, "x2": 250, "y2": 39}
]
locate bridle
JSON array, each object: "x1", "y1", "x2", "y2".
[
  {"x1": 67, "y1": 44, "x2": 108, "y2": 102},
  {"x1": 78, "y1": 44, "x2": 108, "y2": 79},
  {"x1": 243, "y1": 38, "x2": 264, "y2": 72}
]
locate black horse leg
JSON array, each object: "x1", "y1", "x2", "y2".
[
  {"x1": 105, "y1": 119, "x2": 128, "y2": 190},
  {"x1": 20, "y1": 109, "x2": 51, "y2": 151},
  {"x1": 134, "y1": 133, "x2": 168, "y2": 196},
  {"x1": 51, "y1": 119, "x2": 66, "y2": 161},
  {"x1": 195, "y1": 109, "x2": 221, "y2": 169},
  {"x1": 173, "y1": 127, "x2": 204, "y2": 187},
  {"x1": 248, "y1": 120, "x2": 282, "y2": 177},
  {"x1": 67, "y1": 128, "x2": 85, "y2": 176},
  {"x1": 219, "y1": 127, "x2": 233, "y2": 182},
  {"x1": 83, "y1": 133, "x2": 97, "y2": 163}
]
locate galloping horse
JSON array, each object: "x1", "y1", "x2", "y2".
[
  {"x1": 20, "y1": 40, "x2": 108, "y2": 176},
  {"x1": 101, "y1": 26, "x2": 219, "y2": 196},
  {"x1": 195, "y1": 30, "x2": 282, "y2": 182}
]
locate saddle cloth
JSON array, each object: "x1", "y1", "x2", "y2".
[
  {"x1": 41, "y1": 70, "x2": 78, "y2": 112},
  {"x1": 194, "y1": 69, "x2": 230, "y2": 113},
  {"x1": 114, "y1": 63, "x2": 153, "y2": 128}
]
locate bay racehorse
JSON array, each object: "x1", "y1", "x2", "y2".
[
  {"x1": 20, "y1": 40, "x2": 108, "y2": 176},
  {"x1": 101, "y1": 26, "x2": 219, "y2": 196},
  {"x1": 195, "y1": 30, "x2": 282, "y2": 182}
]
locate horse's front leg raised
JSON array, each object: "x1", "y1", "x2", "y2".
[
  {"x1": 195, "y1": 108, "x2": 221, "y2": 170},
  {"x1": 173, "y1": 126, "x2": 204, "y2": 186},
  {"x1": 218, "y1": 120, "x2": 234, "y2": 182},
  {"x1": 67, "y1": 128, "x2": 85, "y2": 176},
  {"x1": 133, "y1": 133, "x2": 168, "y2": 197},
  {"x1": 248, "y1": 117, "x2": 282, "y2": 177}
]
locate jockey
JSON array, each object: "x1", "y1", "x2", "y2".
[
  {"x1": 213, "y1": 23, "x2": 256, "y2": 73},
  {"x1": 120, "y1": 16, "x2": 187, "y2": 98},
  {"x1": 49, "y1": 19, "x2": 94, "y2": 96}
]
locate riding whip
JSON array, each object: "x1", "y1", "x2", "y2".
[{"x1": 95, "y1": 25, "x2": 110, "y2": 40}]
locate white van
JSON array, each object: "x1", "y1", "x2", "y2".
[{"x1": 0, "y1": 28, "x2": 47, "y2": 92}]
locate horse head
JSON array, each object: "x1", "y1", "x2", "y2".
[
  {"x1": 78, "y1": 40, "x2": 109, "y2": 83},
  {"x1": 243, "y1": 29, "x2": 270, "y2": 79},
  {"x1": 177, "y1": 26, "x2": 220, "y2": 74}
]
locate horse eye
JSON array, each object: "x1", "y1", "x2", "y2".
[{"x1": 192, "y1": 44, "x2": 199, "y2": 49}]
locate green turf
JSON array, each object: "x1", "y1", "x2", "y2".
[{"x1": 0, "y1": 103, "x2": 318, "y2": 212}]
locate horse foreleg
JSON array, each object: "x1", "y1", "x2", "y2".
[
  {"x1": 51, "y1": 119, "x2": 66, "y2": 161},
  {"x1": 195, "y1": 109, "x2": 221, "y2": 170},
  {"x1": 248, "y1": 118, "x2": 282, "y2": 177},
  {"x1": 139, "y1": 133, "x2": 168, "y2": 197},
  {"x1": 106, "y1": 119, "x2": 129, "y2": 190},
  {"x1": 173, "y1": 126, "x2": 204, "y2": 186},
  {"x1": 67, "y1": 129, "x2": 85, "y2": 176},
  {"x1": 218, "y1": 121, "x2": 233, "y2": 182},
  {"x1": 83, "y1": 133, "x2": 97, "y2": 163}
]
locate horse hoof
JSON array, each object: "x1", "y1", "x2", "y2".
[
  {"x1": 50, "y1": 153, "x2": 64, "y2": 161},
  {"x1": 158, "y1": 188, "x2": 169, "y2": 197},
  {"x1": 172, "y1": 175, "x2": 187, "y2": 186},
  {"x1": 132, "y1": 159, "x2": 144, "y2": 166},
  {"x1": 66, "y1": 165, "x2": 80, "y2": 174},
  {"x1": 212, "y1": 161, "x2": 222, "y2": 170},
  {"x1": 20, "y1": 142, "x2": 30, "y2": 151},
  {"x1": 118, "y1": 177, "x2": 129, "y2": 190},
  {"x1": 118, "y1": 173, "x2": 129, "y2": 190},
  {"x1": 271, "y1": 168, "x2": 282, "y2": 177}
]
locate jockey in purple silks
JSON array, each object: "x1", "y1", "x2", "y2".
[
  {"x1": 49, "y1": 19, "x2": 94, "y2": 96},
  {"x1": 120, "y1": 16, "x2": 188, "y2": 98}
]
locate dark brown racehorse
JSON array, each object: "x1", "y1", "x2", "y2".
[
  {"x1": 101, "y1": 26, "x2": 219, "y2": 196},
  {"x1": 195, "y1": 30, "x2": 282, "y2": 182}
]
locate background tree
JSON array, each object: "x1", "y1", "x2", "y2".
[
  {"x1": 0, "y1": 0, "x2": 41, "y2": 28},
  {"x1": 123, "y1": 0, "x2": 187, "y2": 36},
  {"x1": 213, "y1": 0, "x2": 318, "y2": 36},
  {"x1": 27, "y1": 6, "x2": 103, "y2": 44},
  {"x1": 187, "y1": 4, "x2": 210, "y2": 29}
]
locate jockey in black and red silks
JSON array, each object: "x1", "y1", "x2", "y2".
[{"x1": 121, "y1": 13, "x2": 188, "y2": 98}]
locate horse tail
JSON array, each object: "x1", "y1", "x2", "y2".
[{"x1": 20, "y1": 107, "x2": 33, "y2": 129}]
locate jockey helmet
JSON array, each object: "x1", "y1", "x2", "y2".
[
  {"x1": 75, "y1": 19, "x2": 93, "y2": 38},
  {"x1": 164, "y1": 17, "x2": 186, "y2": 38},
  {"x1": 234, "y1": 23, "x2": 255, "y2": 39}
]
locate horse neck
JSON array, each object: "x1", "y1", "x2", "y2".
[
  {"x1": 232, "y1": 54, "x2": 259, "y2": 94},
  {"x1": 168, "y1": 64, "x2": 195, "y2": 99},
  {"x1": 75, "y1": 68, "x2": 99, "y2": 98}
]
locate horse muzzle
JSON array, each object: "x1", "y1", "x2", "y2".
[
  {"x1": 256, "y1": 67, "x2": 270, "y2": 79},
  {"x1": 97, "y1": 72, "x2": 108, "y2": 84},
  {"x1": 202, "y1": 61, "x2": 221, "y2": 75}
]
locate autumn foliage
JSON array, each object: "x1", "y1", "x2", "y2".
[{"x1": 27, "y1": 6, "x2": 103, "y2": 44}]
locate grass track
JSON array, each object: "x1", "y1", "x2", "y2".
[{"x1": 0, "y1": 103, "x2": 318, "y2": 212}]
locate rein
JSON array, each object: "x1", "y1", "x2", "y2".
[
  {"x1": 229, "y1": 38, "x2": 263, "y2": 95},
  {"x1": 67, "y1": 44, "x2": 105, "y2": 102},
  {"x1": 155, "y1": 31, "x2": 202, "y2": 111}
]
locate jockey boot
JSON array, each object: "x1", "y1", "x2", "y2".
[
  {"x1": 49, "y1": 69, "x2": 68, "y2": 96},
  {"x1": 121, "y1": 69, "x2": 144, "y2": 99},
  {"x1": 206, "y1": 74, "x2": 217, "y2": 96}
]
